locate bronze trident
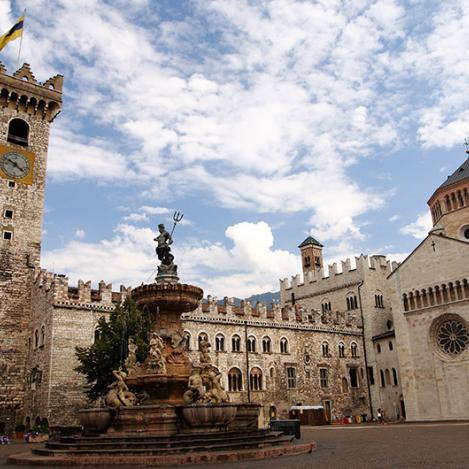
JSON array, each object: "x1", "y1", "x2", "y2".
[{"x1": 170, "y1": 211, "x2": 184, "y2": 237}]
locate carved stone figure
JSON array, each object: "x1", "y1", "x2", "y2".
[
  {"x1": 104, "y1": 369, "x2": 137, "y2": 409},
  {"x1": 148, "y1": 332, "x2": 166, "y2": 374},
  {"x1": 183, "y1": 367, "x2": 205, "y2": 404},
  {"x1": 124, "y1": 338, "x2": 140, "y2": 376},
  {"x1": 199, "y1": 336, "x2": 211, "y2": 364},
  {"x1": 184, "y1": 364, "x2": 229, "y2": 405},
  {"x1": 203, "y1": 368, "x2": 229, "y2": 404}
]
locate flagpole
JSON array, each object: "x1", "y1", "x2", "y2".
[{"x1": 16, "y1": 9, "x2": 26, "y2": 70}]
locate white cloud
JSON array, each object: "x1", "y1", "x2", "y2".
[
  {"x1": 400, "y1": 212, "x2": 433, "y2": 240},
  {"x1": 389, "y1": 215, "x2": 400, "y2": 222},
  {"x1": 42, "y1": 221, "x2": 300, "y2": 298},
  {"x1": 48, "y1": 125, "x2": 134, "y2": 181},
  {"x1": 13, "y1": 0, "x2": 414, "y2": 242},
  {"x1": 122, "y1": 213, "x2": 149, "y2": 223},
  {"x1": 74, "y1": 229, "x2": 85, "y2": 239},
  {"x1": 141, "y1": 206, "x2": 171, "y2": 215}
]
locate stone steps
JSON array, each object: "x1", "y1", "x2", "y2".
[
  {"x1": 59, "y1": 428, "x2": 271, "y2": 445},
  {"x1": 45, "y1": 430, "x2": 284, "y2": 451},
  {"x1": 33, "y1": 433, "x2": 294, "y2": 457}
]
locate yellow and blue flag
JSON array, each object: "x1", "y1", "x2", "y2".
[{"x1": 0, "y1": 15, "x2": 25, "y2": 51}]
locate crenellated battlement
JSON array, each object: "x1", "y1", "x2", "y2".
[
  {"x1": 182, "y1": 293, "x2": 361, "y2": 331},
  {"x1": 0, "y1": 62, "x2": 62, "y2": 122},
  {"x1": 33, "y1": 268, "x2": 131, "y2": 311},
  {"x1": 280, "y1": 254, "x2": 394, "y2": 292}
]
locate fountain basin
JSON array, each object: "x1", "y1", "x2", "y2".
[
  {"x1": 78, "y1": 408, "x2": 113, "y2": 433},
  {"x1": 132, "y1": 282, "x2": 203, "y2": 313},
  {"x1": 181, "y1": 404, "x2": 237, "y2": 429}
]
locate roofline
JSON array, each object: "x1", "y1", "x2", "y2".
[
  {"x1": 372, "y1": 330, "x2": 395, "y2": 341},
  {"x1": 388, "y1": 232, "x2": 469, "y2": 279},
  {"x1": 427, "y1": 178, "x2": 469, "y2": 205}
]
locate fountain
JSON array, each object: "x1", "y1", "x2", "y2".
[{"x1": 10, "y1": 215, "x2": 314, "y2": 465}]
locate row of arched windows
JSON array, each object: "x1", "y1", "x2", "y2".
[
  {"x1": 32, "y1": 326, "x2": 45, "y2": 349},
  {"x1": 196, "y1": 333, "x2": 289, "y2": 354},
  {"x1": 228, "y1": 367, "x2": 264, "y2": 391},
  {"x1": 379, "y1": 368, "x2": 398, "y2": 387},
  {"x1": 321, "y1": 291, "x2": 386, "y2": 313},
  {"x1": 431, "y1": 188, "x2": 469, "y2": 224},
  {"x1": 322, "y1": 341, "x2": 359, "y2": 358},
  {"x1": 402, "y1": 279, "x2": 469, "y2": 311}
]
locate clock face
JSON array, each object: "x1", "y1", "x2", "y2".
[{"x1": 1, "y1": 151, "x2": 30, "y2": 179}]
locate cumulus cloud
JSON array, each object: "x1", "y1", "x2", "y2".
[
  {"x1": 5, "y1": 0, "x2": 417, "y2": 242},
  {"x1": 42, "y1": 221, "x2": 300, "y2": 298},
  {"x1": 400, "y1": 212, "x2": 433, "y2": 240}
]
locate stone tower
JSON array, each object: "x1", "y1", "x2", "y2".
[
  {"x1": 0, "y1": 62, "x2": 62, "y2": 426},
  {"x1": 427, "y1": 151, "x2": 469, "y2": 241},
  {"x1": 298, "y1": 235, "x2": 323, "y2": 276}
]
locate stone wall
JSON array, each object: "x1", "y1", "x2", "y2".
[
  {"x1": 280, "y1": 253, "x2": 401, "y2": 421},
  {"x1": 182, "y1": 297, "x2": 369, "y2": 426},
  {"x1": 0, "y1": 63, "x2": 62, "y2": 431},
  {"x1": 23, "y1": 269, "x2": 130, "y2": 428}
]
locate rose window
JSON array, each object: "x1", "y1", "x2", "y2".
[{"x1": 436, "y1": 319, "x2": 468, "y2": 355}]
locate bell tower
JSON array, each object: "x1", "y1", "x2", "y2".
[
  {"x1": 298, "y1": 235, "x2": 323, "y2": 276},
  {"x1": 0, "y1": 62, "x2": 62, "y2": 425}
]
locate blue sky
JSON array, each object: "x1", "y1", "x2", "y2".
[{"x1": 1, "y1": 0, "x2": 468, "y2": 298}]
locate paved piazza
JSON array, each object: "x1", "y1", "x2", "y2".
[{"x1": 0, "y1": 422, "x2": 467, "y2": 468}]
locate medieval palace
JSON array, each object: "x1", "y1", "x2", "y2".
[{"x1": 1, "y1": 64, "x2": 468, "y2": 433}]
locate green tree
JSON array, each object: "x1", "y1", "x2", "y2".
[{"x1": 75, "y1": 298, "x2": 152, "y2": 402}]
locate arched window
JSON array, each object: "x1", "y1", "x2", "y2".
[
  {"x1": 280, "y1": 337, "x2": 288, "y2": 354},
  {"x1": 34, "y1": 329, "x2": 39, "y2": 349},
  {"x1": 198, "y1": 333, "x2": 208, "y2": 350},
  {"x1": 183, "y1": 331, "x2": 191, "y2": 350},
  {"x1": 94, "y1": 328, "x2": 101, "y2": 343},
  {"x1": 321, "y1": 341, "x2": 329, "y2": 357},
  {"x1": 249, "y1": 367, "x2": 263, "y2": 391},
  {"x1": 385, "y1": 369, "x2": 391, "y2": 385},
  {"x1": 380, "y1": 369, "x2": 385, "y2": 387},
  {"x1": 388, "y1": 341, "x2": 393, "y2": 351},
  {"x1": 232, "y1": 334, "x2": 241, "y2": 352},
  {"x1": 262, "y1": 336, "x2": 271, "y2": 353},
  {"x1": 375, "y1": 292, "x2": 384, "y2": 308},
  {"x1": 376, "y1": 343, "x2": 381, "y2": 354},
  {"x1": 338, "y1": 342, "x2": 345, "y2": 358},
  {"x1": 215, "y1": 334, "x2": 225, "y2": 352},
  {"x1": 228, "y1": 367, "x2": 243, "y2": 391},
  {"x1": 247, "y1": 336, "x2": 256, "y2": 353},
  {"x1": 346, "y1": 293, "x2": 358, "y2": 310},
  {"x1": 351, "y1": 342, "x2": 358, "y2": 358},
  {"x1": 321, "y1": 299, "x2": 332, "y2": 313},
  {"x1": 7, "y1": 118, "x2": 29, "y2": 146},
  {"x1": 392, "y1": 368, "x2": 398, "y2": 386},
  {"x1": 39, "y1": 325, "x2": 45, "y2": 347}
]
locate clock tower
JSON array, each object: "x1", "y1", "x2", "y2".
[{"x1": 0, "y1": 62, "x2": 62, "y2": 426}]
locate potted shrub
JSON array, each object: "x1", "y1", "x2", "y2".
[{"x1": 15, "y1": 424, "x2": 26, "y2": 439}]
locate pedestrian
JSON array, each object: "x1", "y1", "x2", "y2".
[{"x1": 377, "y1": 408, "x2": 383, "y2": 424}]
